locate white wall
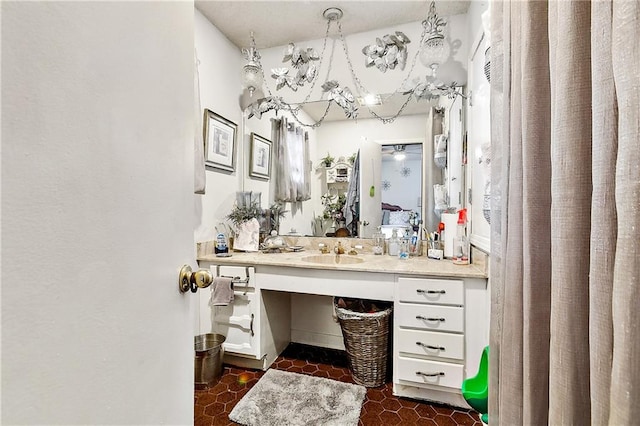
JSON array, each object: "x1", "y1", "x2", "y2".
[
  {"x1": 195, "y1": 9, "x2": 318, "y2": 239},
  {"x1": 2, "y1": 2, "x2": 195, "y2": 423},
  {"x1": 195, "y1": 9, "x2": 249, "y2": 242}
]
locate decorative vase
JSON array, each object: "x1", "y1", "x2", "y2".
[{"x1": 233, "y1": 218, "x2": 260, "y2": 252}]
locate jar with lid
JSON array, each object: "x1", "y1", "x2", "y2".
[
  {"x1": 372, "y1": 227, "x2": 385, "y2": 255},
  {"x1": 388, "y1": 228, "x2": 400, "y2": 256}
]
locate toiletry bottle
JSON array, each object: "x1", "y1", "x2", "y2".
[
  {"x1": 453, "y1": 209, "x2": 469, "y2": 265},
  {"x1": 409, "y1": 231, "x2": 419, "y2": 256},
  {"x1": 215, "y1": 232, "x2": 228, "y2": 255},
  {"x1": 373, "y1": 226, "x2": 385, "y2": 255},
  {"x1": 398, "y1": 230, "x2": 410, "y2": 260},
  {"x1": 388, "y1": 228, "x2": 400, "y2": 256}
]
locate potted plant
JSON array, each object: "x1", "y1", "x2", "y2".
[
  {"x1": 267, "y1": 202, "x2": 288, "y2": 234},
  {"x1": 226, "y1": 199, "x2": 262, "y2": 252},
  {"x1": 320, "y1": 152, "x2": 334, "y2": 168}
]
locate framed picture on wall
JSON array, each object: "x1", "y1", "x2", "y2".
[
  {"x1": 203, "y1": 109, "x2": 237, "y2": 172},
  {"x1": 249, "y1": 133, "x2": 272, "y2": 180}
]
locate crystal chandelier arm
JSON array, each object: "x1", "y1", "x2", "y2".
[{"x1": 256, "y1": 18, "x2": 333, "y2": 113}]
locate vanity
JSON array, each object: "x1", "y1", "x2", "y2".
[{"x1": 196, "y1": 239, "x2": 488, "y2": 408}]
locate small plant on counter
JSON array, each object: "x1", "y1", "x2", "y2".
[{"x1": 267, "y1": 201, "x2": 288, "y2": 234}]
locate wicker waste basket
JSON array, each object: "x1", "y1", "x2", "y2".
[{"x1": 334, "y1": 297, "x2": 393, "y2": 387}]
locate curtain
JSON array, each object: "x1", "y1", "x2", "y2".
[
  {"x1": 271, "y1": 118, "x2": 311, "y2": 203},
  {"x1": 489, "y1": 1, "x2": 639, "y2": 424},
  {"x1": 344, "y1": 150, "x2": 360, "y2": 235}
]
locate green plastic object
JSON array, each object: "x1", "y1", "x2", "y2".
[{"x1": 462, "y1": 346, "x2": 489, "y2": 421}]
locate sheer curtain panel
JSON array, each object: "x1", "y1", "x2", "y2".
[{"x1": 489, "y1": 1, "x2": 639, "y2": 424}]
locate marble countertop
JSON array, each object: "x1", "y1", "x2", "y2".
[{"x1": 197, "y1": 245, "x2": 487, "y2": 279}]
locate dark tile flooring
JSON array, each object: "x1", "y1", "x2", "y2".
[{"x1": 195, "y1": 343, "x2": 482, "y2": 426}]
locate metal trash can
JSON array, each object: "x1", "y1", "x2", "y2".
[{"x1": 194, "y1": 333, "x2": 225, "y2": 389}]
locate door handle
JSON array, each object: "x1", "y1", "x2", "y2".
[
  {"x1": 416, "y1": 371, "x2": 445, "y2": 378},
  {"x1": 178, "y1": 265, "x2": 213, "y2": 293},
  {"x1": 416, "y1": 342, "x2": 445, "y2": 351},
  {"x1": 416, "y1": 289, "x2": 446, "y2": 295},
  {"x1": 416, "y1": 315, "x2": 446, "y2": 322}
]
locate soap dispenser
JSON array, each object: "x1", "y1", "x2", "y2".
[{"x1": 453, "y1": 208, "x2": 470, "y2": 265}]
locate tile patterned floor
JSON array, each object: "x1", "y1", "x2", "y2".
[{"x1": 195, "y1": 343, "x2": 482, "y2": 426}]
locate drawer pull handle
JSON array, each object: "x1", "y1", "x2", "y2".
[
  {"x1": 416, "y1": 371, "x2": 445, "y2": 377},
  {"x1": 417, "y1": 289, "x2": 446, "y2": 295},
  {"x1": 416, "y1": 315, "x2": 446, "y2": 322},
  {"x1": 249, "y1": 313, "x2": 254, "y2": 337},
  {"x1": 416, "y1": 342, "x2": 445, "y2": 351}
]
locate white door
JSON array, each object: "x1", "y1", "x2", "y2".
[
  {"x1": 2, "y1": 3, "x2": 196, "y2": 424},
  {"x1": 358, "y1": 139, "x2": 383, "y2": 238},
  {"x1": 466, "y1": 29, "x2": 492, "y2": 252}
]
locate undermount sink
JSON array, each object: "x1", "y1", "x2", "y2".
[{"x1": 301, "y1": 255, "x2": 365, "y2": 265}]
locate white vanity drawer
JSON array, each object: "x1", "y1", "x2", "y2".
[
  {"x1": 397, "y1": 356, "x2": 464, "y2": 389},
  {"x1": 396, "y1": 329, "x2": 464, "y2": 360},
  {"x1": 397, "y1": 277, "x2": 464, "y2": 305},
  {"x1": 396, "y1": 302, "x2": 464, "y2": 333}
]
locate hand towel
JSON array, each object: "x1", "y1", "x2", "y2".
[{"x1": 210, "y1": 277, "x2": 234, "y2": 306}]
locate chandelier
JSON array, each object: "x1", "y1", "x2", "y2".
[{"x1": 240, "y1": 1, "x2": 465, "y2": 128}]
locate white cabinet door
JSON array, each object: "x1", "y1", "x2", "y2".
[
  {"x1": 213, "y1": 292, "x2": 259, "y2": 357},
  {"x1": 199, "y1": 265, "x2": 261, "y2": 359}
]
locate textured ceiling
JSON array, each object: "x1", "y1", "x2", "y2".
[{"x1": 195, "y1": 1, "x2": 471, "y2": 49}]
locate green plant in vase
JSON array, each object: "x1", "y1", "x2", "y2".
[
  {"x1": 320, "y1": 152, "x2": 334, "y2": 168},
  {"x1": 226, "y1": 200, "x2": 262, "y2": 251}
]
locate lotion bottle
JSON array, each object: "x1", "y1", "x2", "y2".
[{"x1": 453, "y1": 209, "x2": 470, "y2": 265}]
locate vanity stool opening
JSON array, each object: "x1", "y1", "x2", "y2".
[{"x1": 334, "y1": 297, "x2": 393, "y2": 388}]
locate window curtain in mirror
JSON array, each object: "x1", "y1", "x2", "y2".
[
  {"x1": 489, "y1": 1, "x2": 639, "y2": 424},
  {"x1": 271, "y1": 118, "x2": 311, "y2": 203},
  {"x1": 343, "y1": 150, "x2": 360, "y2": 235}
]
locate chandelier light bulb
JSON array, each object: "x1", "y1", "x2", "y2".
[
  {"x1": 241, "y1": 64, "x2": 263, "y2": 97},
  {"x1": 419, "y1": 35, "x2": 450, "y2": 70}
]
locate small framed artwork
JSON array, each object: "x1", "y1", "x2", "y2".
[
  {"x1": 203, "y1": 109, "x2": 237, "y2": 172},
  {"x1": 249, "y1": 133, "x2": 272, "y2": 180}
]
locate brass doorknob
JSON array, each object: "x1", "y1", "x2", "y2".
[{"x1": 178, "y1": 265, "x2": 214, "y2": 293}]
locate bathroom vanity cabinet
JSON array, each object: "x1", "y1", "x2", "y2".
[
  {"x1": 393, "y1": 276, "x2": 487, "y2": 407},
  {"x1": 196, "y1": 248, "x2": 488, "y2": 408}
]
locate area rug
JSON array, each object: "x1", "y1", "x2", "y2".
[{"x1": 228, "y1": 369, "x2": 366, "y2": 426}]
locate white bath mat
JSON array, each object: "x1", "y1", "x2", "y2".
[{"x1": 229, "y1": 369, "x2": 366, "y2": 426}]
